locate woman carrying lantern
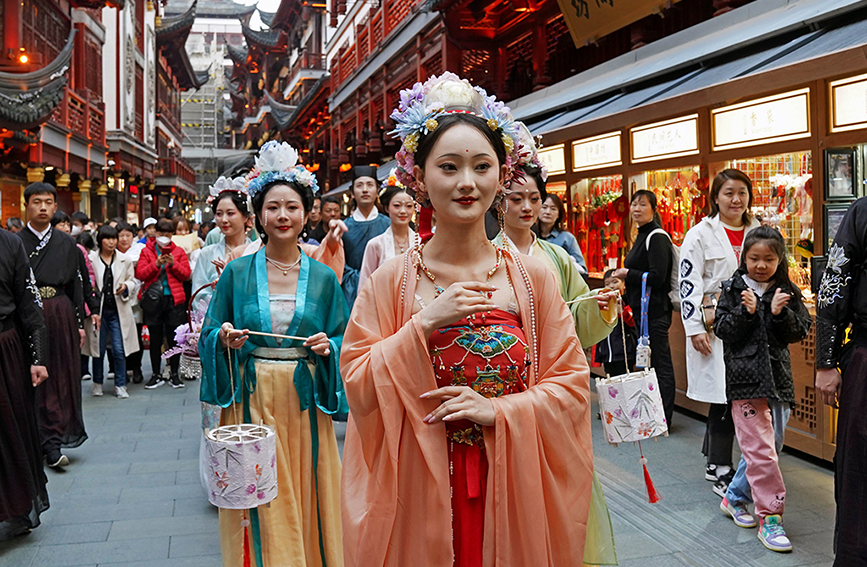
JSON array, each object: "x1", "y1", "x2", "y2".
[{"x1": 200, "y1": 141, "x2": 349, "y2": 567}]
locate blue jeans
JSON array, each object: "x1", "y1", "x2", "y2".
[
  {"x1": 726, "y1": 398, "x2": 790, "y2": 505},
  {"x1": 93, "y1": 308, "x2": 126, "y2": 387}
]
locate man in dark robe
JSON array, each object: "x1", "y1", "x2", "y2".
[
  {"x1": 341, "y1": 165, "x2": 389, "y2": 308},
  {"x1": 815, "y1": 195, "x2": 867, "y2": 566},
  {"x1": 17, "y1": 182, "x2": 97, "y2": 468},
  {"x1": 0, "y1": 228, "x2": 49, "y2": 539}
]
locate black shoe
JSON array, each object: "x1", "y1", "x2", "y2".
[
  {"x1": 170, "y1": 374, "x2": 185, "y2": 389},
  {"x1": 705, "y1": 463, "x2": 720, "y2": 481},
  {"x1": 712, "y1": 470, "x2": 735, "y2": 498},
  {"x1": 46, "y1": 449, "x2": 69, "y2": 468},
  {"x1": 132, "y1": 370, "x2": 144, "y2": 384},
  {"x1": 144, "y1": 375, "x2": 165, "y2": 389}
]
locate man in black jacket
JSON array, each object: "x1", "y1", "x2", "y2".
[{"x1": 815, "y1": 196, "x2": 867, "y2": 566}]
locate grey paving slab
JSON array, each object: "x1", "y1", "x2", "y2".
[
  {"x1": 168, "y1": 533, "x2": 221, "y2": 559},
  {"x1": 2, "y1": 356, "x2": 839, "y2": 566}
]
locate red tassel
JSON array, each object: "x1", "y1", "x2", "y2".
[
  {"x1": 418, "y1": 206, "x2": 434, "y2": 243},
  {"x1": 242, "y1": 516, "x2": 252, "y2": 567},
  {"x1": 639, "y1": 442, "x2": 661, "y2": 503}
]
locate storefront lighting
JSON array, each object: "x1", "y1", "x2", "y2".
[
  {"x1": 339, "y1": 163, "x2": 352, "y2": 172},
  {"x1": 44, "y1": 165, "x2": 55, "y2": 171},
  {"x1": 342, "y1": 194, "x2": 350, "y2": 204}
]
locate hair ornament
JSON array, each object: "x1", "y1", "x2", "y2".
[
  {"x1": 379, "y1": 167, "x2": 405, "y2": 196},
  {"x1": 388, "y1": 72, "x2": 547, "y2": 199},
  {"x1": 207, "y1": 175, "x2": 249, "y2": 205},
  {"x1": 245, "y1": 141, "x2": 319, "y2": 198}
]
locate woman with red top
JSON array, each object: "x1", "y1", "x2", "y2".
[
  {"x1": 135, "y1": 218, "x2": 191, "y2": 389},
  {"x1": 678, "y1": 169, "x2": 762, "y2": 498},
  {"x1": 341, "y1": 73, "x2": 594, "y2": 567}
]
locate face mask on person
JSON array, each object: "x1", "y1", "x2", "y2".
[
  {"x1": 155, "y1": 236, "x2": 172, "y2": 248},
  {"x1": 71, "y1": 225, "x2": 82, "y2": 236}
]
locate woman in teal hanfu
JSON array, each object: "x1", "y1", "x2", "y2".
[{"x1": 200, "y1": 141, "x2": 348, "y2": 567}]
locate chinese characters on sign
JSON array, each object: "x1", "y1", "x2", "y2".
[
  {"x1": 557, "y1": 0, "x2": 682, "y2": 47},
  {"x1": 538, "y1": 144, "x2": 567, "y2": 176},
  {"x1": 830, "y1": 73, "x2": 867, "y2": 133},
  {"x1": 712, "y1": 88, "x2": 810, "y2": 151},
  {"x1": 630, "y1": 115, "x2": 699, "y2": 163},
  {"x1": 572, "y1": 132, "x2": 622, "y2": 172},
  {"x1": 571, "y1": 0, "x2": 615, "y2": 19}
]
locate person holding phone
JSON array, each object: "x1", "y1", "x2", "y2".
[{"x1": 135, "y1": 218, "x2": 191, "y2": 389}]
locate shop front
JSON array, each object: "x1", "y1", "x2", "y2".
[{"x1": 518, "y1": 18, "x2": 867, "y2": 461}]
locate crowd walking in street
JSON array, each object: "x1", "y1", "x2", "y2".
[{"x1": 0, "y1": 70, "x2": 862, "y2": 567}]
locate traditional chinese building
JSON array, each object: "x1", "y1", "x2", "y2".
[
  {"x1": 101, "y1": 0, "x2": 159, "y2": 224},
  {"x1": 165, "y1": 0, "x2": 254, "y2": 199},
  {"x1": 1, "y1": 0, "x2": 118, "y2": 223},
  {"x1": 152, "y1": 0, "x2": 208, "y2": 218}
]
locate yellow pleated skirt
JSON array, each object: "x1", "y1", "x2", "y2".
[{"x1": 218, "y1": 359, "x2": 343, "y2": 567}]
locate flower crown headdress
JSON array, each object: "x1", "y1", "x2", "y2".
[
  {"x1": 206, "y1": 175, "x2": 249, "y2": 205},
  {"x1": 389, "y1": 72, "x2": 547, "y2": 203},
  {"x1": 379, "y1": 167, "x2": 407, "y2": 196},
  {"x1": 245, "y1": 141, "x2": 319, "y2": 198}
]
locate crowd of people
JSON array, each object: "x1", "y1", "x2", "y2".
[{"x1": 0, "y1": 71, "x2": 862, "y2": 567}]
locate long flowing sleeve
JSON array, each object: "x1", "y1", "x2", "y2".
[
  {"x1": 340, "y1": 255, "x2": 594, "y2": 567},
  {"x1": 301, "y1": 240, "x2": 345, "y2": 283},
  {"x1": 199, "y1": 265, "x2": 246, "y2": 407},
  {"x1": 482, "y1": 260, "x2": 593, "y2": 566},
  {"x1": 357, "y1": 237, "x2": 384, "y2": 295},
  {"x1": 555, "y1": 245, "x2": 616, "y2": 347},
  {"x1": 816, "y1": 198, "x2": 867, "y2": 368}
]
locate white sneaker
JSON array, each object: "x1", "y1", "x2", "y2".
[
  {"x1": 92, "y1": 383, "x2": 103, "y2": 396},
  {"x1": 81, "y1": 373, "x2": 92, "y2": 381},
  {"x1": 116, "y1": 386, "x2": 129, "y2": 399},
  {"x1": 107, "y1": 372, "x2": 115, "y2": 380}
]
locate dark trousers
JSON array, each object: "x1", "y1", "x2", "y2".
[
  {"x1": 834, "y1": 343, "x2": 867, "y2": 565},
  {"x1": 603, "y1": 360, "x2": 632, "y2": 377},
  {"x1": 145, "y1": 300, "x2": 186, "y2": 379},
  {"x1": 126, "y1": 323, "x2": 144, "y2": 374},
  {"x1": 702, "y1": 402, "x2": 735, "y2": 467},
  {"x1": 647, "y1": 311, "x2": 676, "y2": 428}
]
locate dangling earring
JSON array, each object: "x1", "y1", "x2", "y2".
[
  {"x1": 263, "y1": 211, "x2": 268, "y2": 227},
  {"x1": 497, "y1": 208, "x2": 506, "y2": 236}
]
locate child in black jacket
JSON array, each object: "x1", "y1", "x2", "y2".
[{"x1": 713, "y1": 227, "x2": 812, "y2": 553}]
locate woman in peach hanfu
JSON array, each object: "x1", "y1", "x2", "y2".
[{"x1": 340, "y1": 73, "x2": 594, "y2": 567}]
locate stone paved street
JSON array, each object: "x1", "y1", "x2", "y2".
[{"x1": 0, "y1": 358, "x2": 836, "y2": 566}]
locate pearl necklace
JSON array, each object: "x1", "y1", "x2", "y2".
[{"x1": 266, "y1": 254, "x2": 301, "y2": 276}]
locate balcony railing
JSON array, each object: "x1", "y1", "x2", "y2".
[
  {"x1": 156, "y1": 157, "x2": 196, "y2": 187},
  {"x1": 48, "y1": 87, "x2": 106, "y2": 147},
  {"x1": 331, "y1": 0, "x2": 420, "y2": 91}
]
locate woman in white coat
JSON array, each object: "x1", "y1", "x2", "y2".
[
  {"x1": 679, "y1": 169, "x2": 760, "y2": 494},
  {"x1": 358, "y1": 183, "x2": 418, "y2": 292},
  {"x1": 84, "y1": 225, "x2": 140, "y2": 399}
]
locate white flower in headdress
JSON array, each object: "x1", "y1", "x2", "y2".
[
  {"x1": 207, "y1": 175, "x2": 249, "y2": 204},
  {"x1": 293, "y1": 167, "x2": 315, "y2": 189},
  {"x1": 424, "y1": 73, "x2": 483, "y2": 112},
  {"x1": 254, "y1": 141, "x2": 298, "y2": 173}
]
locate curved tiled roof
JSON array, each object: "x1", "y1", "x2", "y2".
[
  {"x1": 165, "y1": 0, "x2": 254, "y2": 18},
  {"x1": 241, "y1": 22, "x2": 284, "y2": 50},
  {"x1": 226, "y1": 42, "x2": 248, "y2": 64}
]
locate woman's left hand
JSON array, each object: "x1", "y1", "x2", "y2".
[
  {"x1": 770, "y1": 288, "x2": 791, "y2": 316},
  {"x1": 612, "y1": 268, "x2": 629, "y2": 280},
  {"x1": 421, "y1": 386, "x2": 495, "y2": 426},
  {"x1": 304, "y1": 332, "x2": 331, "y2": 356}
]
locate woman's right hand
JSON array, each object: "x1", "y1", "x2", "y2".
[
  {"x1": 220, "y1": 322, "x2": 249, "y2": 349},
  {"x1": 690, "y1": 332, "x2": 712, "y2": 356},
  {"x1": 418, "y1": 282, "x2": 498, "y2": 336}
]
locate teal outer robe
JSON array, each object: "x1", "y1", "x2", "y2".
[
  {"x1": 199, "y1": 247, "x2": 349, "y2": 417},
  {"x1": 341, "y1": 215, "x2": 390, "y2": 309}
]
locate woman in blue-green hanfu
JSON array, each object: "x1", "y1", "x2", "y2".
[{"x1": 200, "y1": 141, "x2": 348, "y2": 567}]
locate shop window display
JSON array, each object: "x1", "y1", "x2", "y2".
[
  {"x1": 723, "y1": 151, "x2": 813, "y2": 300},
  {"x1": 570, "y1": 175, "x2": 625, "y2": 277},
  {"x1": 629, "y1": 166, "x2": 706, "y2": 246}
]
